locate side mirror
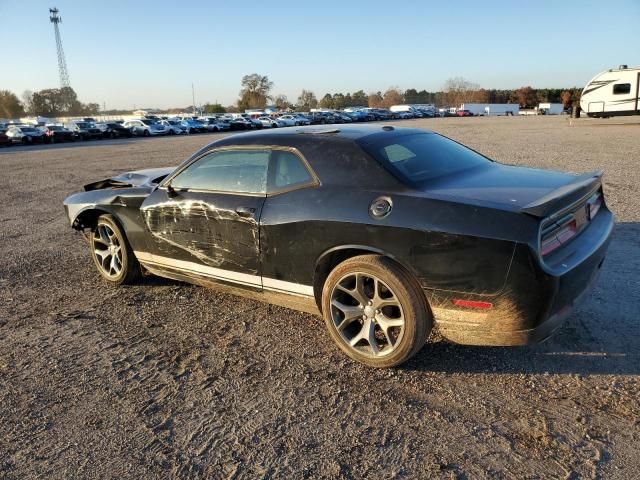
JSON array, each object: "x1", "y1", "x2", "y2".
[{"x1": 166, "y1": 183, "x2": 179, "y2": 198}]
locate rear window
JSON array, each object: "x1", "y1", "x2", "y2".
[{"x1": 359, "y1": 133, "x2": 490, "y2": 185}]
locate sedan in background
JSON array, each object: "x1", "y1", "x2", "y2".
[
  {"x1": 201, "y1": 118, "x2": 231, "y2": 132},
  {"x1": 124, "y1": 119, "x2": 168, "y2": 136},
  {"x1": 0, "y1": 129, "x2": 11, "y2": 147},
  {"x1": 456, "y1": 109, "x2": 474, "y2": 117},
  {"x1": 65, "y1": 121, "x2": 103, "y2": 140},
  {"x1": 180, "y1": 119, "x2": 207, "y2": 134},
  {"x1": 160, "y1": 120, "x2": 188, "y2": 135},
  {"x1": 257, "y1": 116, "x2": 285, "y2": 128},
  {"x1": 223, "y1": 117, "x2": 254, "y2": 130},
  {"x1": 292, "y1": 114, "x2": 311, "y2": 125},
  {"x1": 6, "y1": 125, "x2": 46, "y2": 144},
  {"x1": 275, "y1": 115, "x2": 298, "y2": 127},
  {"x1": 96, "y1": 122, "x2": 133, "y2": 139},
  {"x1": 42, "y1": 125, "x2": 75, "y2": 143}
]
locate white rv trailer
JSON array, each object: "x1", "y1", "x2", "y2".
[
  {"x1": 538, "y1": 103, "x2": 564, "y2": 115},
  {"x1": 580, "y1": 65, "x2": 640, "y2": 117},
  {"x1": 459, "y1": 104, "x2": 519, "y2": 116}
]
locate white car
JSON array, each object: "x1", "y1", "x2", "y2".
[
  {"x1": 276, "y1": 115, "x2": 298, "y2": 127},
  {"x1": 160, "y1": 120, "x2": 188, "y2": 135},
  {"x1": 256, "y1": 116, "x2": 284, "y2": 128}
]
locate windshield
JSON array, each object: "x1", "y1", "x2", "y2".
[
  {"x1": 75, "y1": 122, "x2": 90, "y2": 128},
  {"x1": 142, "y1": 120, "x2": 157, "y2": 126},
  {"x1": 21, "y1": 127, "x2": 37, "y2": 132},
  {"x1": 359, "y1": 133, "x2": 490, "y2": 185},
  {"x1": 48, "y1": 126, "x2": 63, "y2": 131}
]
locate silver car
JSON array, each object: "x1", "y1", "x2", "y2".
[
  {"x1": 160, "y1": 120, "x2": 188, "y2": 135},
  {"x1": 124, "y1": 119, "x2": 168, "y2": 136},
  {"x1": 6, "y1": 125, "x2": 45, "y2": 144}
]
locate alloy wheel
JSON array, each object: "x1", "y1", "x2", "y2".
[
  {"x1": 92, "y1": 223, "x2": 123, "y2": 278},
  {"x1": 330, "y1": 272, "x2": 405, "y2": 357}
]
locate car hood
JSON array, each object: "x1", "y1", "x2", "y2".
[
  {"x1": 83, "y1": 167, "x2": 176, "y2": 191},
  {"x1": 422, "y1": 164, "x2": 601, "y2": 217}
]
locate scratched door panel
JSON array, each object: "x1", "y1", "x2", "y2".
[{"x1": 140, "y1": 188, "x2": 265, "y2": 277}]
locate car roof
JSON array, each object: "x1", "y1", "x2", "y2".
[{"x1": 218, "y1": 124, "x2": 431, "y2": 142}]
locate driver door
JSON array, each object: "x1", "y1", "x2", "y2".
[{"x1": 139, "y1": 148, "x2": 270, "y2": 288}]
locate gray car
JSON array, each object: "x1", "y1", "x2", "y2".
[{"x1": 124, "y1": 119, "x2": 168, "y2": 137}]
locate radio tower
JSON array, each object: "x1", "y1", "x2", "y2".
[{"x1": 49, "y1": 7, "x2": 71, "y2": 88}]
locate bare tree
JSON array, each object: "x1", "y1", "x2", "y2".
[
  {"x1": 443, "y1": 77, "x2": 480, "y2": 106},
  {"x1": 381, "y1": 88, "x2": 404, "y2": 108},
  {"x1": 21, "y1": 90, "x2": 33, "y2": 115},
  {"x1": 274, "y1": 94, "x2": 291, "y2": 110},
  {"x1": 297, "y1": 89, "x2": 317, "y2": 110},
  {"x1": 368, "y1": 92, "x2": 383, "y2": 108}
]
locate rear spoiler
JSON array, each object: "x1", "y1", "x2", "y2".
[{"x1": 520, "y1": 170, "x2": 603, "y2": 218}]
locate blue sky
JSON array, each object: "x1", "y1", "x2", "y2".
[{"x1": 1, "y1": 0, "x2": 638, "y2": 109}]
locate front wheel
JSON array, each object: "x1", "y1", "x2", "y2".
[
  {"x1": 143, "y1": 130, "x2": 150, "y2": 137},
  {"x1": 322, "y1": 255, "x2": 431, "y2": 368},
  {"x1": 90, "y1": 214, "x2": 142, "y2": 285}
]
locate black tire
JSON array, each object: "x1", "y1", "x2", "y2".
[
  {"x1": 90, "y1": 214, "x2": 142, "y2": 285},
  {"x1": 143, "y1": 130, "x2": 150, "y2": 137},
  {"x1": 168, "y1": 129, "x2": 175, "y2": 135},
  {"x1": 321, "y1": 255, "x2": 432, "y2": 368},
  {"x1": 22, "y1": 137, "x2": 29, "y2": 145}
]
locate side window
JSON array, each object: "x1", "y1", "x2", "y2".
[
  {"x1": 613, "y1": 83, "x2": 631, "y2": 95},
  {"x1": 171, "y1": 149, "x2": 269, "y2": 194},
  {"x1": 268, "y1": 150, "x2": 314, "y2": 192}
]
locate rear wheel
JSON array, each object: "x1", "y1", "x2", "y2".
[
  {"x1": 322, "y1": 255, "x2": 431, "y2": 368},
  {"x1": 143, "y1": 130, "x2": 150, "y2": 137},
  {"x1": 90, "y1": 214, "x2": 142, "y2": 285}
]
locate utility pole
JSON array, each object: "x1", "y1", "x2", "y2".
[
  {"x1": 192, "y1": 83, "x2": 196, "y2": 115},
  {"x1": 49, "y1": 7, "x2": 71, "y2": 89}
]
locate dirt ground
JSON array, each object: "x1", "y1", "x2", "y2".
[{"x1": 1, "y1": 116, "x2": 638, "y2": 479}]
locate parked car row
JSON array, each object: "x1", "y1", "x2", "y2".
[{"x1": 0, "y1": 105, "x2": 444, "y2": 147}]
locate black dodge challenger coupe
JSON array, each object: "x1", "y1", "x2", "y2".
[{"x1": 64, "y1": 125, "x2": 613, "y2": 367}]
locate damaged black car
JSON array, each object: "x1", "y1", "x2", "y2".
[{"x1": 63, "y1": 125, "x2": 613, "y2": 367}]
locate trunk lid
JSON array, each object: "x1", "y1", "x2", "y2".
[{"x1": 424, "y1": 164, "x2": 602, "y2": 217}]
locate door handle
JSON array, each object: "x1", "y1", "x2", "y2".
[{"x1": 236, "y1": 206, "x2": 256, "y2": 217}]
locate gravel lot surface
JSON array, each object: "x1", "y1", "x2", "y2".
[{"x1": 1, "y1": 116, "x2": 638, "y2": 479}]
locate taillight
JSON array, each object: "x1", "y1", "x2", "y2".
[
  {"x1": 587, "y1": 192, "x2": 602, "y2": 220},
  {"x1": 541, "y1": 216, "x2": 577, "y2": 256}
]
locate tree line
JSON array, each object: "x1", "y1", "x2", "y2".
[
  {"x1": 224, "y1": 74, "x2": 583, "y2": 112},
  {"x1": 0, "y1": 75, "x2": 584, "y2": 118},
  {"x1": 0, "y1": 87, "x2": 99, "y2": 119}
]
